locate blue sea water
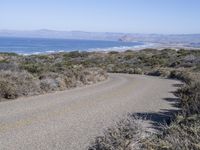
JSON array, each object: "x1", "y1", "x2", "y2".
[{"x1": 0, "y1": 37, "x2": 145, "y2": 55}]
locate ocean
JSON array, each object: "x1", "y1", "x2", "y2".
[{"x1": 0, "y1": 37, "x2": 145, "y2": 55}]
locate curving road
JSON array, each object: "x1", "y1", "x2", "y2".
[{"x1": 0, "y1": 74, "x2": 180, "y2": 150}]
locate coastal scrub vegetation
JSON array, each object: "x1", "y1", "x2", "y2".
[
  {"x1": 0, "y1": 52, "x2": 108, "y2": 101},
  {"x1": 89, "y1": 115, "x2": 149, "y2": 150},
  {"x1": 0, "y1": 48, "x2": 200, "y2": 101},
  {"x1": 1, "y1": 49, "x2": 200, "y2": 149}
]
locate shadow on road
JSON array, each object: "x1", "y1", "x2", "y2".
[{"x1": 130, "y1": 92, "x2": 181, "y2": 131}]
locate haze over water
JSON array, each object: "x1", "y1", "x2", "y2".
[{"x1": 0, "y1": 37, "x2": 144, "y2": 55}]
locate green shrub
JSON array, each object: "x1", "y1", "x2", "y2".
[
  {"x1": 177, "y1": 49, "x2": 190, "y2": 57},
  {"x1": 0, "y1": 52, "x2": 18, "y2": 56},
  {"x1": 148, "y1": 69, "x2": 171, "y2": 77},
  {"x1": 169, "y1": 70, "x2": 191, "y2": 84},
  {"x1": 133, "y1": 68, "x2": 143, "y2": 74},
  {"x1": 176, "y1": 81, "x2": 200, "y2": 116},
  {"x1": 124, "y1": 54, "x2": 135, "y2": 60},
  {"x1": 108, "y1": 51, "x2": 119, "y2": 55},
  {"x1": 20, "y1": 63, "x2": 45, "y2": 74},
  {"x1": 63, "y1": 51, "x2": 89, "y2": 59}
]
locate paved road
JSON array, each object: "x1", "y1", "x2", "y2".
[{"x1": 0, "y1": 74, "x2": 180, "y2": 150}]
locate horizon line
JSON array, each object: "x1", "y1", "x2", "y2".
[{"x1": 0, "y1": 29, "x2": 200, "y2": 35}]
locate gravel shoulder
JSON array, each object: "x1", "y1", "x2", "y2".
[{"x1": 0, "y1": 73, "x2": 180, "y2": 150}]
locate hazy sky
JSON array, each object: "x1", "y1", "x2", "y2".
[{"x1": 1, "y1": 0, "x2": 200, "y2": 34}]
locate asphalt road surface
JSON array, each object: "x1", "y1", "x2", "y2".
[{"x1": 0, "y1": 74, "x2": 180, "y2": 150}]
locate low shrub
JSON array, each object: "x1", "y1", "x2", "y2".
[
  {"x1": 0, "y1": 71, "x2": 40, "y2": 100},
  {"x1": 20, "y1": 63, "x2": 46, "y2": 74},
  {"x1": 39, "y1": 72, "x2": 69, "y2": 91},
  {"x1": 142, "y1": 115, "x2": 200, "y2": 150},
  {"x1": 40, "y1": 78, "x2": 60, "y2": 92},
  {"x1": 0, "y1": 52, "x2": 18, "y2": 56},
  {"x1": 0, "y1": 80, "x2": 18, "y2": 99},
  {"x1": 89, "y1": 115, "x2": 149, "y2": 150},
  {"x1": 63, "y1": 51, "x2": 89, "y2": 59},
  {"x1": 109, "y1": 51, "x2": 119, "y2": 55},
  {"x1": 169, "y1": 70, "x2": 191, "y2": 83},
  {"x1": 0, "y1": 62, "x2": 19, "y2": 71},
  {"x1": 133, "y1": 68, "x2": 143, "y2": 75},
  {"x1": 78, "y1": 68, "x2": 104, "y2": 84},
  {"x1": 176, "y1": 81, "x2": 200, "y2": 116},
  {"x1": 148, "y1": 68, "x2": 171, "y2": 77}
]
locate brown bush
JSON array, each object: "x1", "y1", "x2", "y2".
[
  {"x1": 89, "y1": 115, "x2": 149, "y2": 150},
  {"x1": 0, "y1": 71, "x2": 40, "y2": 100},
  {"x1": 142, "y1": 115, "x2": 200, "y2": 150},
  {"x1": 148, "y1": 68, "x2": 171, "y2": 77},
  {"x1": 0, "y1": 80, "x2": 18, "y2": 100},
  {"x1": 169, "y1": 70, "x2": 192, "y2": 83}
]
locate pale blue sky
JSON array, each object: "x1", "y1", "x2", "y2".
[{"x1": 1, "y1": 0, "x2": 200, "y2": 34}]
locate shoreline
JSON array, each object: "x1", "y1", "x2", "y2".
[
  {"x1": 0, "y1": 42, "x2": 199, "y2": 56},
  {"x1": 129, "y1": 42, "x2": 200, "y2": 51},
  {"x1": 24, "y1": 44, "x2": 200, "y2": 55}
]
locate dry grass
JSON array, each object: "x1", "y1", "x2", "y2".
[
  {"x1": 89, "y1": 115, "x2": 150, "y2": 150},
  {"x1": 176, "y1": 81, "x2": 200, "y2": 116},
  {"x1": 0, "y1": 70, "x2": 40, "y2": 100},
  {"x1": 142, "y1": 115, "x2": 200, "y2": 150},
  {"x1": 0, "y1": 67, "x2": 108, "y2": 101}
]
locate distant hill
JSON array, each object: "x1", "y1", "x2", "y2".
[
  {"x1": 0, "y1": 29, "x2": 125, "y2": 41},
  {"x1": 119, "y1": 34, "x2": 200, "y2": 48},
  {"x1": 118, "y1": 33, "x2": 200, "y2": 44},
  {"x1": 0, "y1": 29, "x2": 200, "y2": 47}
]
